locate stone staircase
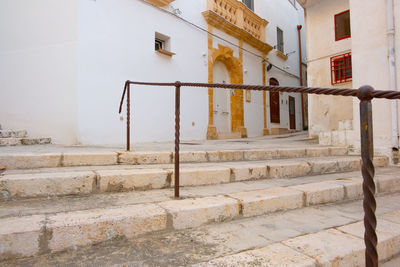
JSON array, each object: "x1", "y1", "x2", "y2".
[
  {"x1": 0, "y1": 144, "x2": 399, "y2": 266},
  {"x1": 0, "y1": 124, "x2": 51, "y2": 146}
]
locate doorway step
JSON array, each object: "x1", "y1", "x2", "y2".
[{"x1": 0, "y1": 124, "x2": 51, "y2": 146}]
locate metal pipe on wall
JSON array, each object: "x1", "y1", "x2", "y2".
[
  {"x1": 297, "y1": 25, "x2": 305, "y2": 130},
  {"x1": 386, "y1": 0, "x2": 399, "y2": 150}
]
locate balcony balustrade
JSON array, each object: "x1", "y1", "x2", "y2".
[{"x1": 203, "y1": 0, "x2": 271, "y2": 53}]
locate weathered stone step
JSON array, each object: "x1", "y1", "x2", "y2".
[
  {"x1": 0, "y1": 146, "x2": 348, "y2": 170},
  {"x1": 0, "y1": 130, "x2": 27, "y2": 138},
  {"x1": 195, "y1": 209, "x2": 400, "y2": 266},
  {"x1": 1, "y1": 167, "x2": 398, "y2": 219},
  {"x1": 0, "y1": 173, "x2": 399, "y2": 262},
  {"x1": 2, "y1": 192, "x2": 400, "y2": 266},
  {"x1": 0, "y1": 156, "x2": 389, "y2": 200},
  {"x1": 0, "y1": 137, "x2": 51, "y2": 147}
]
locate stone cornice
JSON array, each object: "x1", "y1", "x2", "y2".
[{"x1": 202, "y1": 10, "x2": 273, "y2": 55}]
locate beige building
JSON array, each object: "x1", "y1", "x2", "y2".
[{"x1": 298, "y1": 0, "x2": 400, "y2": 160}]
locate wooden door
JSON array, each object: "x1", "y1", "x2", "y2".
[
  {"x1": 269, "y1": 78, "x2": 280, "y2": 123},
  {"x1": 289, "y1": 96, "x2": 296, "y2": 130},
  {"x1": 213, "y1": 61, "x2": 231, "y2": 134}
]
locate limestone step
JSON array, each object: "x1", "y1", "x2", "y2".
[
  {"x1": 0, "y1": 167, "x2": 398, "y2": 219},
  {"x1": 0, "y1": 174, "x2": 399, "y2": 263},
  {"x1": 0, "y1": 156, "x2": 389, "y2": 200},
  {"x1": 0, "y1": 137, "x2": 51, "y2": 147},
  {"x1": 195, "y1": 208, "x2": 400, "y2": 266},
  {"x1": 0, "y1": 146, "x2": 348, "y2": 170},
  {"x1": 0, "y1": 130, "x2": 27, "y2": 138}
]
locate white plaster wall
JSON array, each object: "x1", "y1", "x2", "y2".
[
  {"x1": 303, "y1": 0, "x2": 353, "y2": 137},
  {"x1": 349, "y1": 0, "x2": 400, "y2": 156},
  {"x1": 0, "y1": 0, "x2": 78, "y2": 144},
  {"x1": 242, "y1": 43, "x2": 263, "y2": 137},
  {"x1": 266, "y1": 70, "x2": 303, "y2": 131},
  {"x1": 394, "y1": 0, "x2": 400, "y2": 149},
  {"x1": 257, "y1": 0, "x2": 303, "y2": 80},
  {"x1": 257, "y1": 0, "x2": 305, "y2": 132},
  {"x1": 212, "y1": 28, "x2": 240, "y2": 58},
  {"x1": 0, "y1": 0, "x2": 307, "y2": 145},
  {"x1": 77, "y1": 0, "x2": 209, "y2": 145}
]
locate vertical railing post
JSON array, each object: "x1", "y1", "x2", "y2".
[
  {"x1": 126, "y1": 82, "x2": 131, "y2": 151},
  {"x1": 174, "y1": 81, "x2": 181, "y2": 198},
  {"x1": 358, "y1": 85, "x2": 378, "y2": 267}
]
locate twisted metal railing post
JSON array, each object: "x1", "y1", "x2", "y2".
[
  {"x1": 174, "y1": 81, "x2": 181, "y2": 198},
  {"x1": 127, "y1": 82, "x2": 131, "y2": 151},
  {"x1": 358, "y1": 85, "x2": 378, "y2": 267}
]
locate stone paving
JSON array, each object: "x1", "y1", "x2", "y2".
[
  {"x1": 0, "y1": 132, "x2": 398, "y2": 266},
  {"x1": 0, "y1": 132, "x2": 316, "y2": 154},
  {"x1": 2, "y1": 193, "x2": 400, "y2": 266}
]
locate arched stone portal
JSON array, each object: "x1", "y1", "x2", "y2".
[{"x1": 206, "y1": 44, "x2": 246, "y2": 139}]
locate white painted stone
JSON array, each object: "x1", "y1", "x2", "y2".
[
  {"x1": 0, "y1": 130, "x2": 26, "y2": 138},
  {"x1": 283, "y1": 229, "x2": 365, "y2": 266},
  {"x1": 97, "y1": 169, "x2": 169, "y2": 192},
  {"x1": 0, "y1": 215, "x2": 44, "y2": 260},
  {"x1": 206, "y1": 151, "x2": 244, "y2": 162},
  {"x1": 48, "y1": 204, "x2": 167, "y2": 252},
  {"x1": 194, "y1": 243, "x2": 317, "y2": 267},
  {"x1": 0, "y1": 153, "x2": 61, "y2": 169},
  {"x1": 171, "y1": 166, "x2": 230, "y2": 186},
  {"x1": 338, "y1": 219, "x2": 400, "y2": 261},
  {"x1": 243, "y1": 149, "x2": 278, "y2": 160},
  {"x1": 21, "y1": 137, "x2": 51, "y2": 145},
  {"x1": 338, "y1": 120, "x2": 353, "y2": 131},
  {"x1": 118, "y1": 151, "x2": 172, "y2": 164},
  {"x1": 229, "y1": 187, "x2": 303, "y2": 217},
  {"x1": 0, "y1": 171, "x2": 95, "y2": 199},
  {"x1": 319, "y1": 132, "x2": 332, "y2": 145},
  {"x1": 159, "y1": 196, "x2": 239, "y2": 229},
  {"x1": 62, "y1": 152, "x2": 118, "y2": 166},
  {"x1": 291, "y1": 181, "x2": 345, "y2": 206},
  {"x1": 0, "y1": 138, "x2": 20, "y2": 146},
  {"x1": 331, "y1": 131, "x2": 340, "y2": 146},
  {"x1": 268, "y1": 161, "x2": 311, "y2": 178}
]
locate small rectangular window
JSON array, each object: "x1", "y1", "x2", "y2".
[
  {"x1": 155, "y1": 38, "x2": 164, "y2": 51},
  {"x1": 242, "y1": 0, "x2": 254, "y2": 11},
  {"x1": 154, "y1": 32, "x2": 175, "y2": 56},
  {"x1": 277, "y1": 27, "x2": 284, "y2": 53},
  {"x1": 330, "y1": 53, "x2": 352, "y2": 85},
  {"x1": 335, "y1": 10, "x2": 351, "y2": 41}
]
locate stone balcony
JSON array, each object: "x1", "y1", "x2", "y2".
[
  {"x1": 203, "y1": 0, "x2": 272, "y2": 54},
  {"x1": 145, "y1": 0, "x2": 174, "y2": 7}
]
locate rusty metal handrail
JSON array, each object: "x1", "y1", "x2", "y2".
[{"x1": 119, "y1": 80, "x2": 400, "y2": 267}]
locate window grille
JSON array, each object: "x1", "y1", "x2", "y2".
[
  {"x1": 330, "y1": 53, "x2": 352, "y2": 85},
  {"x1": 277, "y1": 28, "x2": 284, "y2": 53}
]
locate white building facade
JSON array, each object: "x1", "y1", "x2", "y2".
[
  {"x1": 0, "y1": 0, "x2": 306, "y2": 146},
  {"x1": 299, "y1": 0, "x2": 400, "y2": 159}
]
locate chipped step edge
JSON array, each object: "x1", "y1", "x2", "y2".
[
  {"x1": 0, "y1": 147, "x2": 350, "y2": 170},
  {"x1": 0, "y1": 157, "x2": 390, "y2": 200},
  {"x1": 195, "y1": 210, "x2": 400, "y2": 266},
  {"x1": 1, "y1": 177, "x2": 400, "y2": 260}
]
